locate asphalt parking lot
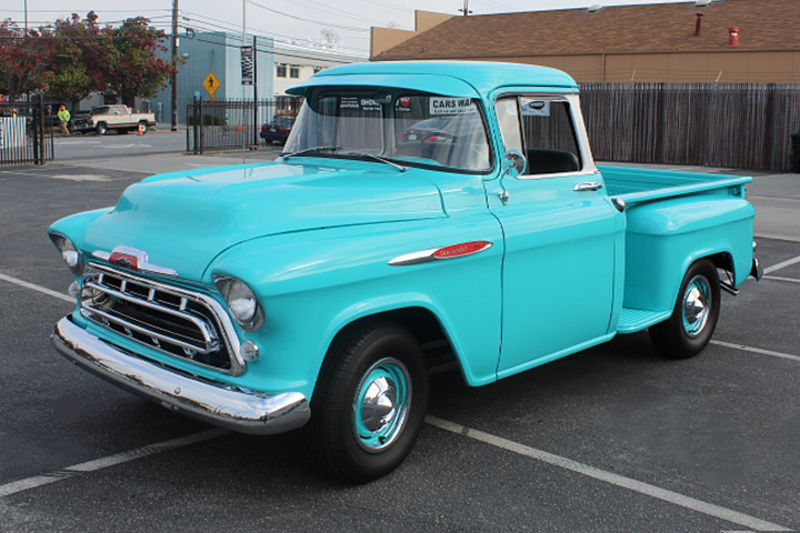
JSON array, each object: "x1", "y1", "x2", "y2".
[{"x1": 1, "y1": 147, "x2": 799, "y2": 533}]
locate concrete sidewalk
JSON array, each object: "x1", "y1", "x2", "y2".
[{"x1": 57, "y1": 153, "x2": 800, "y2": 243}]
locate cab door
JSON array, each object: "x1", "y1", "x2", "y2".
[{"x1": 489, "y1": 94, "x2": 618, "y2": 377}]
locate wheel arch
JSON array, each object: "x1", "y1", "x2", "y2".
[{"x1": 318, "y1": 302, "x2": 464, "y2": 395}]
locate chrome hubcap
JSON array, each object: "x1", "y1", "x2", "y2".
[
  {"x1": 353, "y1": 358, "x2": 411, "y2": 452},
  {"x1": 682, "y1": 275, "x2": 711, "y2": 338}
]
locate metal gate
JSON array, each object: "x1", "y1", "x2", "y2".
[
  {"x1": 0, "y1": 98, "x2": 54, "y2": 165},
  {"x1": 186, "y1": 97, "x2": 302, "y2": 155}
]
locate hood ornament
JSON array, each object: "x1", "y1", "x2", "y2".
[{"x1": 92, "y1": 246, "x2": 178, "y2": 277}]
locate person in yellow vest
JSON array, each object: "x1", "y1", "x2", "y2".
[{"x1": 58, "y1": 105, "x2": 71, "y2": 135}]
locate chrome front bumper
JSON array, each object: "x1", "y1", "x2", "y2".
[{"x1": 51, "y1": 316, "x2": 310, "y2": 435}]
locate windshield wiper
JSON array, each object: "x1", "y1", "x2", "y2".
[
  {"x1": 280, "y1": 145, "x2": 341, "y2": 160},
  {"x1": 341, "y1": 151, "x2": 409, "y2": 172}
]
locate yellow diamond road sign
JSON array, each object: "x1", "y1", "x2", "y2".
[{"x1": 204, "y1": 72, "x2": 221, "y2": 96}]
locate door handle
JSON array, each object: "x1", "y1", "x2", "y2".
[{"x1": 573, "y1": 182, "x2": 604, "y2": 192}]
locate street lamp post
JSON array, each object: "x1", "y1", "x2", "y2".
[{"x1": 171, "y1": 0, "x2": 179, "y2": 131}]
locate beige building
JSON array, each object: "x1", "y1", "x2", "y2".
[
  {"x1": 371, "y1": 0, "x2": 800, "y2": 84},
  {"x1": 273, "y1": 48, "x2": 363, "y2": 98}
]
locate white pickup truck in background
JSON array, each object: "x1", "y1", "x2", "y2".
[{"x1": 71, "y1": 105, "x2": 156, "y2": 135}]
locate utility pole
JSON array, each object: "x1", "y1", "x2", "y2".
[
  {"x1": 253, "y1": 35, "x2": 258, "y2": 148},
  {"x1": 459, "y1": 0, "x2": 472, "y2": 16},
  {"x1": 23, "y1": 0, "x2": 28, "y2": 36},
  {"x1": 170, "y1": 0, "x2": 179, "y2": 131}
]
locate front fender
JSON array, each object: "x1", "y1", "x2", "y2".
[{"x1": 206, "y1": 215, "x2": 504, "y2": 400}]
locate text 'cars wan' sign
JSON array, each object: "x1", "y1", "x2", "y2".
[{"x1": 430, "y1": 98, "x2": 476, "y2": 115}]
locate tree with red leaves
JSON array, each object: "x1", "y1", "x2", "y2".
[
  {"x1": 1, "y1": 13, "x2": 173, "y2": 108},
  {"x1": 0, "y1": 19, "x2": 56, "y2": 100}
]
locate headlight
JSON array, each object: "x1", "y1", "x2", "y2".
[
  {"x1": 213, "y1": 274, "x2": 264, "y2": 331},
  {"x1": 49, "y1": 233, "x2": 84, "y2": 275}
]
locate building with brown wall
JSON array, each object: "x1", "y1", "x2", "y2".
[{"x1": 371, "y1": 0, "x2": 800, "y2": 83}]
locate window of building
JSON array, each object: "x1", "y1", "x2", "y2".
[
  {"x1": 290, "y1": 66, "x2": 300, "y2": 78},
  {"x1": 276, "y1": 64, "x2": 287, "y2": 78}
]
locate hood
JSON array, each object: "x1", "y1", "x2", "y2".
[{"x1": 82, "y1": 160, "x2": 445, "y2": 281}]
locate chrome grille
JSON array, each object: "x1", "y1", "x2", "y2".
[{"x1": 80, "y1": 263, "x2": 244, "y2": 375}]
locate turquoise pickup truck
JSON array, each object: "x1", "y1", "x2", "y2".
[{"x1": 50, "y1": 61, "x2": 762, "y2": 483}]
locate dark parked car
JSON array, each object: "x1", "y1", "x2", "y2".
[{"x1": 260, "y1": 117, "x2": 295, "y2": 144}]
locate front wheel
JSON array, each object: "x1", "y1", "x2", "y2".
[
  {"x1": 305, "y1": 320, "x2": 429, "y2": 484},
  {"x1": 96, "y1": 122, "x2": 108, "y2": 135},
  {"x1": 649, "y1": 259, "x2": 720, "y2": 359}
]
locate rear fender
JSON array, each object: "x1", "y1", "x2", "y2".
[{"x1": 623, "y1": 196, "x2": 755, "y2": 312}]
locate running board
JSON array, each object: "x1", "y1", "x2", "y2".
[{"x1": 617, "y1": 308, "x2": 672, "y2": 334}]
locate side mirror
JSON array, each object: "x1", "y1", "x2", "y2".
[{"x1": 501, "y1": 150, "x2": 527, "y2": 177}]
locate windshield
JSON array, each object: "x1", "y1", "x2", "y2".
[{"x1": 283, "y1": 90, "x2": 491, "y2": 172}]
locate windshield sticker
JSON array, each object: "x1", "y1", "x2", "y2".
[
  {"x1": 430, "y1": 98, "x2": 476, "y2": 115},
  {"x1": 360, "y1": 98, "x2": 382, "y2": 112},
  {"x1": 340, "y1": 97, "x2": 382, "y2": 112},
  {"x1": 340, "y1": 97, "x2": 360, "y2": 110},
  {"x1": 521, "y1": 99, "x2": 551, "y2": 117}
]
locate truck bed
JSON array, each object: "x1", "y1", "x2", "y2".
[{"x1": 599, "y1": 164, "x2": 752, "y2": 203}]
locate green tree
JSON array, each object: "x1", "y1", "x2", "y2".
[
  {"x1": 105, "y1": 17, "x2": 173, "y2": 108},
  {"x1": 47, "y1": 15, "x2": 91, "y2": 109}
]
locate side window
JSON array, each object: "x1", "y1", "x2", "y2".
[
  {"x1": 494, "y1": 97, "x2": 523, "y2": 154},
  {"x1": 518, "y1": 98, "x2": 582, "y2": 175}
]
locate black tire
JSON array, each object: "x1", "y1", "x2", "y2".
[
  {"x1": 96, "y1": 122, "x2": 108, "y2": 135},
  {"x1": 138, "y1": 121, "x2": 148, "y2": 135},
  {"x1": 649, "y1": 259, "x2": 720, "y2": 359},
  {"x1": 305, "y1": 320, "x2": 429, "y2": 484}
]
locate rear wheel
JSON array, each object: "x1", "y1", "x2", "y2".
[
  {"x1": 138, "y1": 121, "x2": 148, "y2": 134},
  {"x1": 305, "y1": 320, "x2": 429, "y2": 484},
  {"x1": 650, "y1": 259, "x2": 720, "y2": 359}
]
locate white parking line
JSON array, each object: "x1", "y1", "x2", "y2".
[
  {"x1": 425, "y1": 416, "x2": 790, "y2": 532},
  {"x1": 710, "y1": 341, "x2": 800, "y2": 363},
  {"x1": 764, "y1": 254, "x2": 800, "y2": 274},
  {"x1": 763, "y1": 275, "x2": 800, "y2": 284},
  {"x1": 0, "y1": 272, "x2": 73, "y2": 303},
  {"x1": 0, "y1": 429, "x2": 227, "y2": 498}
]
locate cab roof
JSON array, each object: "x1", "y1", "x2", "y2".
[{"x1": 286, "y1": 61, "x2": 579, "y2": 100}]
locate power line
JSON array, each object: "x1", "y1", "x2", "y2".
[
  {"x1": 272, "y1": 0, "x2": 403, "y2": 26},
  {"x1": 354, "y1": 0, "x2": 413, "y2": 13},
  {"x1": 180, "y1": 10, "x2": 369, "y2": 54},
  {"x1": 245, "y1": 0, "x2": 372, "y2": 32}
]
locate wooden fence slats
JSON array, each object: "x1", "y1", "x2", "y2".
[{"x1": 580, "y1": 83, "x2": 800, "y2": 171}]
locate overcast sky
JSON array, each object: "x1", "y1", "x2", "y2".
[{"x1": 2, "y1": 0, "x2": 698, "y2": 54}]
